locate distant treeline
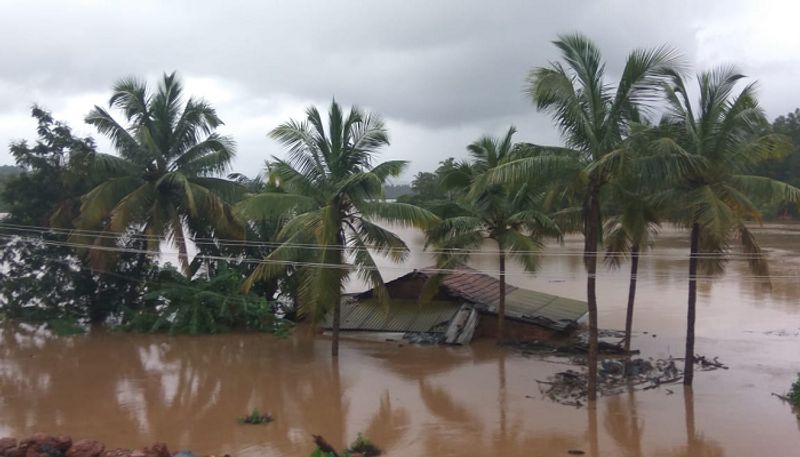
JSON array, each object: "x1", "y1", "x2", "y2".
[{"x1": 753, "y1": 109, "x2": 800, "y2": 218}]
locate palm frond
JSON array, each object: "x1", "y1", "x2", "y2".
[
  {"x1": 236, "y1": 192, "x2": 317, "y2": 220},
  {"x1": 359, "y1": 201, "x2": 441, "y2": 230}
]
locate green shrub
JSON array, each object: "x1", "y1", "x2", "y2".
[
  {"x1": 789, "y1": 374, "x2": 800, "y2": 408},
  {"x1": 46, "y1": 318, "x2": 86, "y2": 336},
  {"x1": 122, "y1": 263, "x2": 293, "y2": 335}
]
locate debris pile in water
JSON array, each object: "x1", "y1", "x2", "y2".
[
  {"x1": 0, "y1": 435, "x2": 223, "y2": 457},
  {"x1": 534, "y1": 355, "x2": 729, "y2": 407}
]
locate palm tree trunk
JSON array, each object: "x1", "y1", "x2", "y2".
[
  {"x1": 331, "y1": 229, "x2": 345, "y2": 358},
  {"x1": 684, "y1": 386, "x2": 696, "y2": 453},
  {"x1": 497, "y1": 249, "x2": 507, "y2": 342},
  {"x1": 331, "y1": 286, "x2": 341, "y2": 357},
  {"x1": 588, "y1": 396, "x2": 599, "y2": 456},
  {"x1": 174, "y1": 217, "x2": 191, "y2": 277},
  {"x1": 585, "y1": 184, "x2": 601, "y2": 402},
  {"x1": 623, "y1": 242, "x2": 640, "y2": 357},
  {"x1": 684, "y1": 222, "x2": 700, "y2": 385}
]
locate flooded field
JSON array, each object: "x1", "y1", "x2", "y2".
[{"x1": 1, "y1": 223, "x2": 799, "y2": 456}]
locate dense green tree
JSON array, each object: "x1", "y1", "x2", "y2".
[
  {"x1": 79, "y1": 72, "x2": 244, "y2": 275},
  {"x1": 131, "y1": 263, "x2": 286, "y2": 335},
  {"x1": 426, "y1": 127, "x2": 560, "y2": 340},
  {"x1": 489, "y1": 34, "x2": 679, "y2": 400},
  {"x1": 236, "y1": 101, "x2": 439, "y2": 356},
  {"x1": 754, "y1": 109, "x2": 800, "y2": 218},
  {"x1": 397, "y1": 158, "x2": 462, "y2": 208},
  {"x1": 0, "y1": 107, "x2": 157, "y2": 325},
  {"x1": 0, "y1": 165, "x2": 23, "y2": 212}
]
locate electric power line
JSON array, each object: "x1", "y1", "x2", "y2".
[
  {"x1": 0, "y1": 232, "x2": 797, "y2": 281},
  {"x1": 0, "y1": 222, "x2": 790, "y2": 260}
]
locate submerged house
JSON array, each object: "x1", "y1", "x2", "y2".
[{"x1": 323, "y1": 266, "x2": 588, "y2": 344}]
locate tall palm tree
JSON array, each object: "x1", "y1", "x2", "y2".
[
  {"x1": 426, "y1": 127, "x2": 560, "y2": 340},
  {"x1": 489, "y1": 34, "x2": 679, "y2": 400},
  {"x1": 236, "y1": 101, "x2": 439, "y2": 356},
  {"x1": 603, "y1": 178, "x2": 660, "y2": 359},
  {"x1": 658, "y1": 67, "x2": 800, "y2": 385},
  {"x1": 77, "y1": 72, "x2": 243, "y2": 276}
]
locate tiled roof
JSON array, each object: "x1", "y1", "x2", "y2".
[
  {"x1": 408, "y1": 266, "x2": 586, "y2": 331},
  {"x1": 424, "y1": 266, "x2": 518, "y2": 307}
]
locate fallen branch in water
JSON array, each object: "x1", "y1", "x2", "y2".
[{"x1": 771, "y1": 392, "x2": 792, "y2": 403}]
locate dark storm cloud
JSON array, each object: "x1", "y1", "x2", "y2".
[{"x1": 0, "y1": 0, "x2": 797, "y2": 177}]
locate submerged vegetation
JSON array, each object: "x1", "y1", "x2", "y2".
[
  {"x1": 310, "y1": 433, "x2": 381, "y2": 457},
  {"x1": 237, "y1": 409, "x2": 273, "y2": 425},
  {"x1": 0, "y1": 33, "x2": 799, "y2": 404}
]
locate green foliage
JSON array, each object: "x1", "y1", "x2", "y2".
[
  {"x1": 237, "y1": 101, "x2": 439, "y2": 326},
  {"x1": 237, "y1": 408, "x2": 273, "y2": 425},
  {"x1": 345, "y1": 433, "x2": 381, "y2": 457},
  {"x1": 0, "y1": 165, "x2": 23, "y2": 211},
  {"x1": 753, "y1": 109, "x2": 800, "y2": 218},
  {"x1": 46, "y1": 318, "x2": 87, "y2": 336},
  {"x1": 396, "y1": 158, "x2": 462, "y2": 210},
  {"x1": 309, "y1": 433, "x2": 381, "y2": 457},
  {"x1": 789, "y1": 374, "x2": 800, "y2": 408},
  {"x1": 657, "y1": 66, "x2": 800, "y2": 275},
  {"x1": 424, "y1": 128, "x2": 560, "y2": 333},
  {"x1": 0, "y1": 107, "x2": 158, "y2": 325},
  {"x1": 79, "y1": 72, "x2": 244, "y2": 275},
  {"x1": 130, "y1": 263, "x2": 289, "y2": 335}
]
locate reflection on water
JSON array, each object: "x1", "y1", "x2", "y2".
[{"x1": 1, "y1": 223, "x2": 799, "y2": 456}]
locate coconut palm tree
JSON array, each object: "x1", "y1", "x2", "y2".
[
  {"x1": 488, "y1": 34, "x2": 679, "y2": 400},
  {"x1": 236, "y1": 100, "x2": 439, "y2": 356},
  {"x1": 78, "y1": 72, "x2": 243, "y2": 276},
  {"x1": 426, "y1": 127, "x2": 560, "y2": 341},
  {"x1": 603, "y1": 178, "x2": 660, "y2": 359},
  {"x1": 657, "y1": 66, "x2": 800, "y2": 385}
]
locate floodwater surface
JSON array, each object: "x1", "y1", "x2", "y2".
[{"x1": 1, "y1": 224, "x2": 799, "y2": 456}]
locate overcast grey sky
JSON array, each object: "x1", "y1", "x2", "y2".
[{"x1": 2, "y1": 0, "x2": 799, "y2": 181}]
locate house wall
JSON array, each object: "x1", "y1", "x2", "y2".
[{"x1": 474, "y1": 313, "x2": 559, "y2": 341}]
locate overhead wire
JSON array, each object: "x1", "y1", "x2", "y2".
[
  {"x1": 0, "y1": 232, "x2": 797, "y2": 281},
  {"x1": 0, "y1": 222, "x2": 789, "y2": 260}
]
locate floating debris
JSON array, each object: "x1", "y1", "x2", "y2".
[{"x1": 535, "y1": 355, "x2": 729, "y2": 406}]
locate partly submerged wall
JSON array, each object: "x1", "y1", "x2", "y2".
[{"x1": 473, "y1": 313, "x2": 561, "y2": 341}]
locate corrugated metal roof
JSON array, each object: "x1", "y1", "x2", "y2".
[
  {"x1": 504, "y1": 288, "x2": 587, "y2": 331},
  {"x1": 405, "y1": 267, "x2": 587, "y2": 331},
  {"x1": 340, "y1": 266, "x2": 588, "y2": 333},
  {"x1": 324, "y1": 299, "x2": 459, "y2": 333}
]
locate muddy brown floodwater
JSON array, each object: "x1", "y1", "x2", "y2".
[{"x1": 1, "y1": 224, "x2": 799, "y2": 456}]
